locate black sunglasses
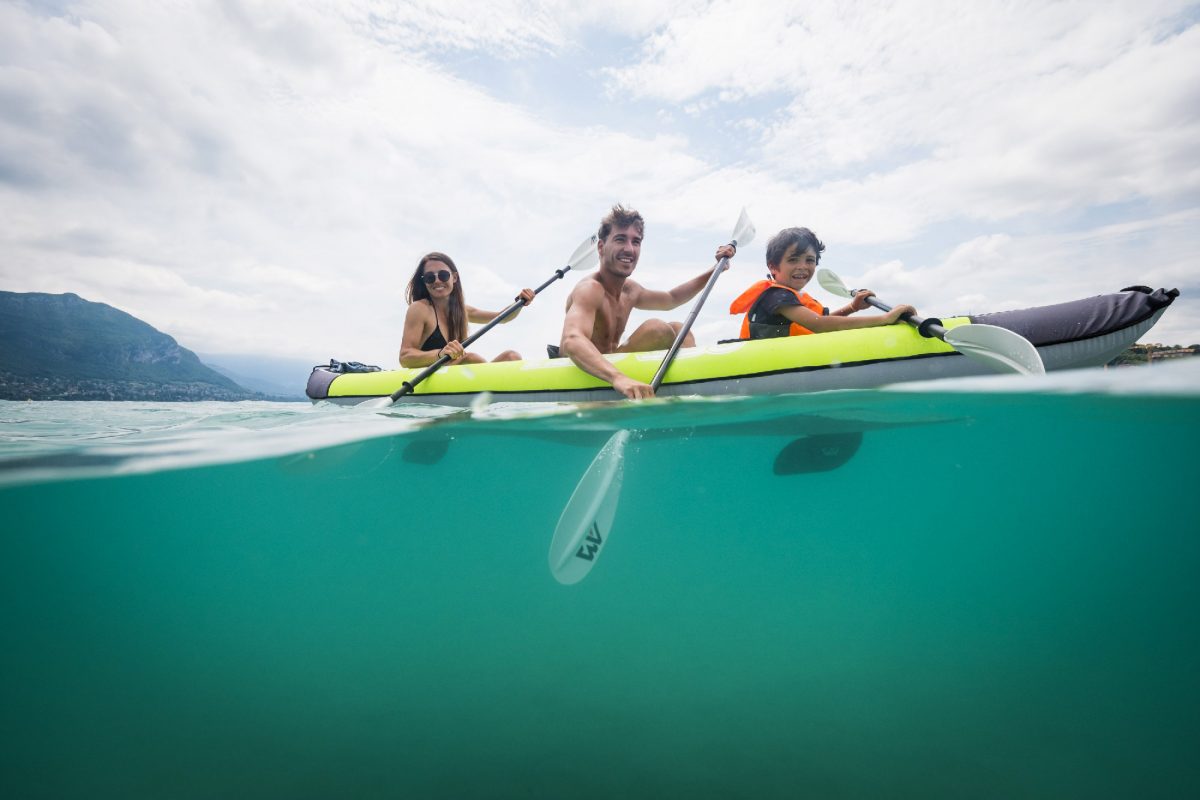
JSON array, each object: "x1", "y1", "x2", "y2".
[{"x1": 421, "y1": 269, "x2": 453, "y2": 285}]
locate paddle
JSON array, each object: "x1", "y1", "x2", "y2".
[
  {"x1": 816, "y1": 269, "x2": 1046, "y2": 375},
  {"x1": 548, "y1": 209, "x2": 757, "y2": 585},
  {"x1": 366, "y1": 236, "x2": 601, "y2": 409},
  {"x1": 773, "y1": 432, "x2": 863, "y2": 475}
]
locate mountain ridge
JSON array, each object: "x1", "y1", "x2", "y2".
[{"x1": 0, "y1": 291, "x2": 294, "y2": 401}]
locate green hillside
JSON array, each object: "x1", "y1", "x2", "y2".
[{"x1": 0, "y1": 291, "x2": 261, "y2": 401}]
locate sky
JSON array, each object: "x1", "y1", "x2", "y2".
[{"x1": 2, "y1": 0, "x2": 1198, "y2": 369}]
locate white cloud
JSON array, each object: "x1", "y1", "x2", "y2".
[
  {"x1": 854, "y1": 209, "x2": 1199, "y2": 317},
  {"x1": 344, "y1": 0, "x2": 705, "y2": 58},
  {"x1": 0, "y1": 1, "x2": 727, "y2": 361},
  {"x1": 606, "y1": 1, "x2": 1200, "y2": 231}
]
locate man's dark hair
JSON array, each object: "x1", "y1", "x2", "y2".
[
  {"x1": 598, "y1": 204, "x2": 645, "y2": 242},
  {"x1": 766, "y1": 227, "x2": 825, "y2": 269}
]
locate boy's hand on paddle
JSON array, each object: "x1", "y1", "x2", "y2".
[
  {"x1": 516, "y1": 288, "x2": 535, "y2": 305},
  {"x1": 849, "y1": 289, "x2": 875, "y2": 312},
  {"x1": 715, "y1": 243, "x2": 736, "y2": 261}
]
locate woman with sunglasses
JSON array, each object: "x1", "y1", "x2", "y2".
[{"x1": 399, "y1": 252, "x2": 537, "y2": 367}]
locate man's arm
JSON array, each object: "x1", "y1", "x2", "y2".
[
  {"x1": 561, "y1": 282, "x2": 654, "y2": 400},
  {"x1": 632, "y1": 244, "x2": 735, "y2": 311}
]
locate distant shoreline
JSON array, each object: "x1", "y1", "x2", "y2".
[{"x1": 0, "y1": 372, "x2": 302, "y2": 403}]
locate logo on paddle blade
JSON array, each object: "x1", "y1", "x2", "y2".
[{"x1": 574, "y1": 521, "x2": 604, "y2": 561}]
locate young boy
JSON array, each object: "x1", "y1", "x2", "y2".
[{"x1": 730, "y1": 227, "x2": 914, "y2": 338}]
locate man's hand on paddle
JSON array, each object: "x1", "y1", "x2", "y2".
[
  {"x1": 613, "y1": 374, "x2": 655, "y2": 400},
  {"x1": 715, "y1": 243, "x2": 736, "y2": 262}
]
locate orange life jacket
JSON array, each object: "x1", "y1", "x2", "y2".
[{"x1": 729, "y1": 280, "x2": 825, "y2": 338}]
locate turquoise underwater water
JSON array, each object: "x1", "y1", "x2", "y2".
[{"x1": 1, "y1": 362, "x2": 1198, "y2": 799}]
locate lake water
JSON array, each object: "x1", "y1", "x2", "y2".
[{"x1": 2, "y1": 361, "x2": 1198, "y2": 798}]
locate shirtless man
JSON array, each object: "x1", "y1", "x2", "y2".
[{"x1": 560, "y1": 205, "x2": 736, "y2": 399}]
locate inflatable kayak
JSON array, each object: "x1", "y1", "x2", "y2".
[{"x1": 307, "y1": 286, "x2": 1178, "y2": 406}]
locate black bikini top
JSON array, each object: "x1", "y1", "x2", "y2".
[{"x1": 421, "y1": 303, "x2": 448, "y2": 351}]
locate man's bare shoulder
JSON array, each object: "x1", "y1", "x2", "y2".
[
  {"x1": 568, "y1": 276, "x2": 607, "y2": 305},
  {"x1": 622, "y1": 278, "x2": 646, "y2": 301}
]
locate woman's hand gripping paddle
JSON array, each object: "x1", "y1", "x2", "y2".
[
  {"x1": 361, "y1": 235, "x2": 601, "y2": 409},
  {"x1": 548, "y1": 209, "x2": 757, "y2": 585},
  {"x1": 816, "y1": 269, "x2": 1046, "y2": 375}
]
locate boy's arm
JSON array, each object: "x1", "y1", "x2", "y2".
[
  {"x1": 780, "y1": 302, "x2": 915, "y2": 332},
  {"x1": 829, "y1": 289, "x2": 876, "y2": 317}
]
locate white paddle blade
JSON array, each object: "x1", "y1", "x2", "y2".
[
  {"x1": 549, "y1": 429, "x2": 631, "y2": 585},
  {"x1": 568, "y1": 234, "x2": 600, "y2": 272},
  {"x1": 817, "y1": 268, "x2": 853, "y2": 299},
  {"x1": 945, "y1": 324, "x2": 1046, "y2": 375},
  {"x1": 731, "y1": 207, "x2": 756, "y2": 248},
  {"x1": 359, "y1": 396, "x2": 394, "y2": 409}
]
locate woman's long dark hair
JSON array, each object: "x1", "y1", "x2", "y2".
[{"x1": 406, "y1": 252, "x2": 467, "y2": 344}]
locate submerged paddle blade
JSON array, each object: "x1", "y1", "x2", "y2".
[
  {"x1": 402, "y1": 437, "x2": 450, "y2": 464},
  {"x1": 773, "y1": 432, "x2": 863, "y2": 475},
  {"x1": 945, "y1": 323, "x2": 1046, "y2": 375},
  {"x1": 731, "y1": 207, "x2": 757, "y2": 248},
  {"x1": 569, "y1": 234, "x2": 601, "y2": 272},
  {"x1": 549, "y1": 429, "x2": 631, "y2": 585},
  {"x1": 817, "y1": 268, "x2": 853, "y2": 299}
]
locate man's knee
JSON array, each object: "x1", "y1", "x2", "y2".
[
  {"x1": 670, "y1": 321, "x2": 695, "y2": 346},
  {"x1": 643, "y1": 319, "x2": 676, "y2": 344},
  {"x1": 619, "y1": 319, "x2": 672, "y2": 351}
]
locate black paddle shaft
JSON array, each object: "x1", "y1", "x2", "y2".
[
  {"x1": 859, "y1": 293, "x2": 946, "y2": 340},
  {"x1": 389, "y1": 265, "x2": 575, "y2": 403}
]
